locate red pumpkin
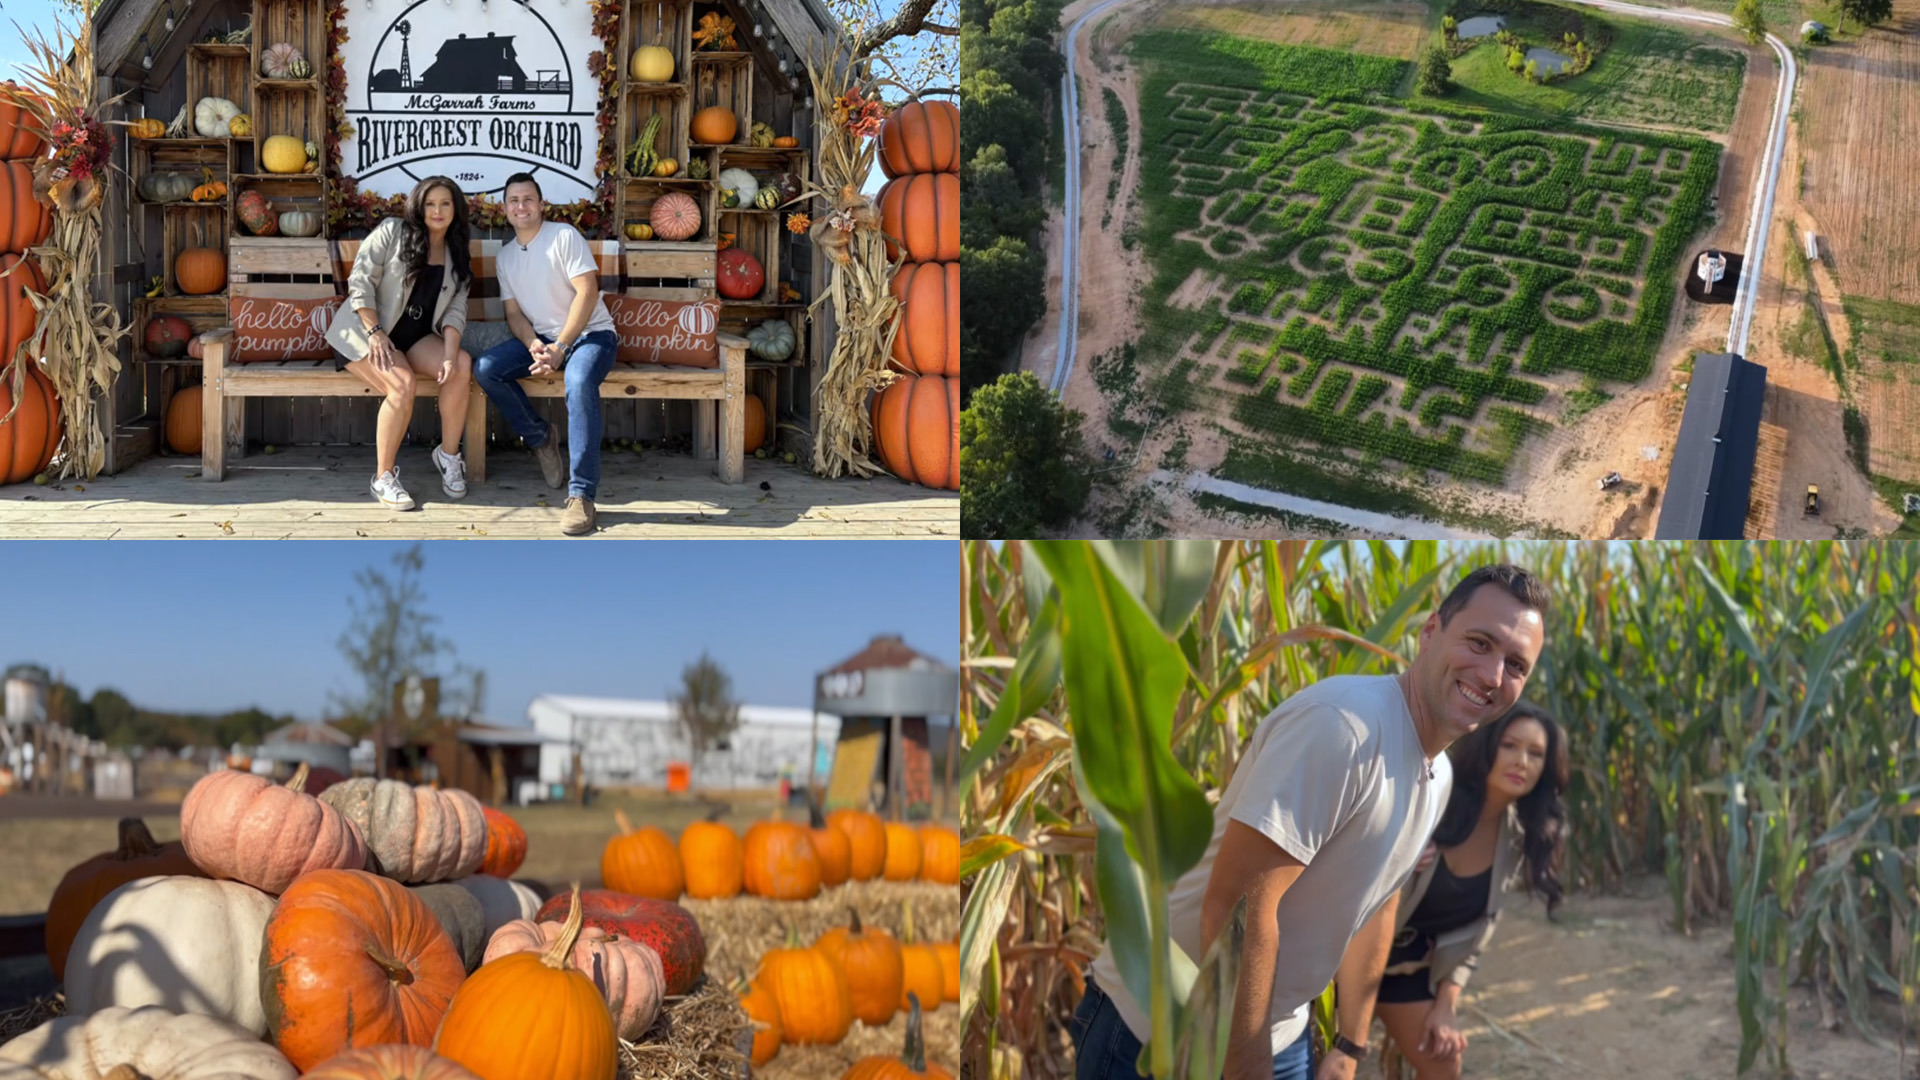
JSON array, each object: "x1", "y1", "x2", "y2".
[
  {"x1": 879, "y1": 100, "x2": 960, "y2": 179},
  {"x1": 0, "y1": 160, "x2": 52, "y2": 253},
  {"x1": 876, "y1": 174, "x2": 959, "y2": 263},
  {"x1": 0, "y1": 358, "x2": 58, "y2": 485},
  {"x1": 479, "y1": 807, "x2": 527, "y2": 878},
  {"x1": 145, "y1": 315, "x2": 195, "y2": 358},
  {"x1": 717, "y1": 248, "x2": 766, "y2": 300},
  {"x1": 0, "y1": 83, "x2": 47, "y2": 160},
  {"x1": 888, "y1": 261, "x2": 958, "y2": 378},
  {"x1": 871, "y1": 373, "x2": 958, "y2": 491},
  {"x1": 534, "y1": 888, "x2": 706, "y2": 996},
  {"x1": 236, "y1": 189, "x2": 279, "y2": 236}
]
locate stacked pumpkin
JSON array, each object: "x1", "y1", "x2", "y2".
[
  {"x1": 0, "y1": 84, "x2": 57, "y2": 487},
  {"x1": 872, "y1": 100, "x2": 960, "y2": 493}
]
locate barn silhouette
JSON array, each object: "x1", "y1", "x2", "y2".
[{"x1": 371, "y1": 30, "x2": 571, "y2": 94}]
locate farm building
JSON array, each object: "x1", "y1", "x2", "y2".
[
  {"x1": 814, "y1": 634, "x2": 958, "y2": 820},
  {"x1": 1655, "y1": 352, "x2": 1768, "y2": 540},
  {"x1": 528, "y1": 694, "x2": 837, "y2": 793}
]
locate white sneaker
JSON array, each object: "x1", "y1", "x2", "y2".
[
  {"x1": 432, "y1": 445, "x2": 468, "y2": 499},
  {"x1": 371, "y1": 468, "x2": 416, "y2": 511}
]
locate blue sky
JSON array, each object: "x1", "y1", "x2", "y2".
[{"x1": 0, "y1": 542, "x2": 959, "y2": 722}]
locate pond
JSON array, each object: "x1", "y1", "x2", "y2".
[
  {"x1": 1526, "y1": 46, "x2": 1574, "y2": 74},
  {"x1": 1455, "y1": 14, "x2": 1506, "y2": 38}
]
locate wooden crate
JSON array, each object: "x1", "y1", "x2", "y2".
[
  {"x1": 690, "y1": 53, "x2": 751, "y2": 147},
  {"x1": 624, "y1": 242, "x2": 716, "y2": 288},
  {"x1": 625, "y1": 0, "x2": 693, "y2": 76},
  {"x1": 621, "y1": 87, "x2": 692, "y2": 175},
  {"x1": 186, "y1": 44, "x2": 252, "y2": 123},
  {"x1": 230, "y1": 175, "x2": 327, "y2": 239},
  {"x1": 164, "y1": 206, "x2": 231, "y2": 296},
  {"x1": 252, "y1": 0, "x2": 328, "y2": 76},
  {"x1": 717, "y1": 211, "x2": 778, "y2": 304},
  {"x1": 130, "y1": 139, "x2": 230, "y2": 205},
  {"x1": 623, "y1": 178, "x2": 718, "y2": 244},
  {"x1": 251, "y1": 84, "x2": 325, "y2": 149},
  {"x1": 133, "y1": 294, "x2": 232, "y2": 363},
  {"x1": 227, "y1": 236, "x2": 333, "y2": 282}
]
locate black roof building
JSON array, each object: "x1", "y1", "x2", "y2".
[{"x1": 1654, "y1": 352, "x2": 1768, "y2": 540}]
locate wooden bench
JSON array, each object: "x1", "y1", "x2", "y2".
[{"x1": 199, "y1": 237, "x2": 747, "y2": 484}]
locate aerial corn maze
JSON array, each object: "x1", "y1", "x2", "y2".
[{"x1": 1131, "y1": 32, "x2": 1719, "y2": 485}]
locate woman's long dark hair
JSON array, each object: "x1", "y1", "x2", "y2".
[
  {"x1": 399, "y1": 175, "x2": 472, "y2": 290},
  {"x1": 1432, "y1": 701, "x2": 1569, "y2": 916}
]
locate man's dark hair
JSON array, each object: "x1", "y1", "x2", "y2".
[
  {"x1": 504, "y1": 172, "x2": 543, "y2": 201},
  {"x1": 1436, "y1": 564, "x2": 1548, "y2": 627}
]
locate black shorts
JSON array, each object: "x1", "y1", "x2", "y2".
[
  {"x1": 336, "y1": 323, "x2": 435, "y2": 370},
  {"x1": 1377, "y1": 970, "x2": 1435, "y2": 1004}
]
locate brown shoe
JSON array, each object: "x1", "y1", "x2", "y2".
[
  {"x1": 561, "y1": 496, "x2": 596, "y2": 535},
  {"x1": 532, "y1": 422, "x2": 565, "y2": 490}
]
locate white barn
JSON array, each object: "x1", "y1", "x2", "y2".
[{"x1": 528, "y1": 694, "x2": 841, "y2": 792}]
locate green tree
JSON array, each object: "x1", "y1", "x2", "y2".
[
  {"x1": 961, "y1": 236, "x2": 1048, "y2": 396},
  {"x1": 330, "y1": 543, "x2": 453, "y2": 777},
  {"x1": 90, "y1": 688, "x2": 138, "y2": 746},
  {"x1": 963, "y1": 145, "x2": 1045, "y2": 247},
  {"x1": 1417, "y1": 44, "x2": 1452, "y2": 95},
  {"x1": 960, "y1": 67, "x2": 1048, "y2": 182},
  {"x1": 1733, "y1": 0, "x2": 1767, "y2": 45},
  {"x1": 1838, "y1": 0, "x2": 1892, "y2": 26},
  {"x1": 960, "y1": 372, "x2": 1093, "y2": 539},
  {"x1": 672, "y1": 652, "x2": 741, "y2": 773}
]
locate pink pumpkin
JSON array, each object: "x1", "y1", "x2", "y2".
[
  {"x1": 180, "y1": 762, "x2": 369, "y2": 894},
  {"x1": 649, "y1": 191, "x2": 701, "y2": 242},
  {"x1": 483, "y1": 914, "x2": 666, "y2": 1039}
]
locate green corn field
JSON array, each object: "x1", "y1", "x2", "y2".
[{"x1": 959, "y1": 541, "x2": 1920, "y2": 1080}]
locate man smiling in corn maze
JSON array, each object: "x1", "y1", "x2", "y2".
[{"x1": 1073, "y1": 565, "x2": 1549, "y2": 1080}]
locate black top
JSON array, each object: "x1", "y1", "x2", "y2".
[
  {"x1": 387, "y1": 263, "x2": 445, "y2": 350},
  {"x1": 1385, "y1": 853, "x2": 1492, "y2": 969}
]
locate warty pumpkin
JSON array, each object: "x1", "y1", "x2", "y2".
[
  {"x1": 871, "y1": 373, "x2": 959, "y2": 491},
  {"x1": 408, "y1": 882, "x2": 489, "y2": 973},
  {"x1": 533, "y1": 888, "x2": 706, "y2": 995},
  {"x1": 318, "y1": 777, "x2": 489, "y2": 883},
  {"x1": 44, "y1": 817, "x2": 204, "y2": 982},
  {"x1": 887, "y1": 261, "x2": 958, "y2": 378},
  {"x1": 828, "y1": 808, "x2": 888, "y2": 882},
  {"x1": 179, "y1": 762, "x2": 369, "y2": 894},
  {"x1": 814, "y1": 907, "x2": 903, "y2": 1028},
  {"x1": 878, "y1": 100, "x2": 961, "y2": 179},
  {"x1": 743, "y1": 812, "x2": 822, "y2": 901},
  {"x1": 758, "y1": 922, "x2": 852, "y2": 1045},
  {"x1": 261, "y1": 869, "x2": 466, "y2": 1071},
  {"x1": 881, "y1": 822, "x2": 923, "y2": 882},
  {"x1": 678, "y1": 815, "x2": 743, "y2": 900},
  {"x1": 876, "y1": 173, "x2": 960, "y2": 263},
  {"x1": 482, "y1": 898, "x2": 665, "y2": 1040},
  {"x1": 478, "y1": 806, "x2": 527, "y2": 878},
  {"x1": 65, "y1": 876, "x2": 276, "y2": 1035},
  {"x1": 917, "y1": 824, "x2": 960, "y2": 885},
  {"x1": 434, "y1": 884, "x2": 618, "y2": 1080},
  {"x1": 807, "y1": 794, "x2": 852, "y2": 888},
  {"x1": 602, "y1": 808, "x2": 684, "y2": 900},
  {"x1": 896, "y1": 900, "x2": 944, "y2": 1014},
  {"x1": 0, "y1": 1005, "x2": 297, "y2": 1080},
  {"x1": 841, "y1": 994, "x2": 953, "y2": 1080},
  {"x1": 738, "y1": 976, "x2": 783, "y2": 1067},
  {"x1": 301, "y1": 1045, "x2": 482, "y2": 1080}
]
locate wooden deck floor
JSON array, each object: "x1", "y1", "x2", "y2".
[{"x1": 0, "y1": 445, "x2": 958, "y2": 538}]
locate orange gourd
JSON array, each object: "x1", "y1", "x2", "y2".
[
  {"x1": 744, "y1": 392, "x2": 767, "y2": 454},
  {"x1": 303, "y1": 1045, "x2": 483, "y2": 1080},
  {"x1": 808, "y1": 796, "x2": 852, "y2": 888},
  {"x1": 888, "y1": 261, "x2": 958, "y2": 378},
  {"x1": 879, "y1": 100, "x2": 960, "y2": 179},
  {"x1": 175, "y1": 247, "x2": 227, "y2": 295},
  {"x1": 602, "y1": 808, "x2": 684, "y2": 901},
  {"x1": 759, "y1": 922, "x2": 852, "y2": 1045},
  {"x1": 0, "y1": 360, "x2": 57, "y2": 486},
  {"x1": 739, "y1": 976, "x2": 783, "y2": 1066},
  {"x1": 897, "y1": 900, "x2": 943, "y2": 1014},
  {"x1": 933, "y1": 940, "x2": 960, "y2": 1004},
  {"x1": 435, "y1": 884, "x2": 618, "y2": 1080},
  {"x1": 842, "y1": 994, "x2": 953, "y2": 1080},
  {"x1": 166, "y1": 383, "x2": 203, "y2": 454},
  {"x1": 743, "y1": 813, "x2": 822, "y2": 901},
  {"x1": 43, "y1": 817, "x2": 206, "y2": 982},
  {"x1": 876, "y1": 173, "x2": 959, "y2": 263},
  {"x1": 0, "y1": 83, "x2": 47, "y2": 159},
  {"x1": 0, "y1": 160, "x2": 52, "y2": 252},
  {"x1": 127, "y1": 117, "x2": 167, "y2": 140},
  {"x1": 261, "y1": 869, "x2": 467, "y2": 1071},
  {"x1": 679, "y1": 817, "x2": 743, "y2": 900},
  {"x1": 871, "y1": 374, "x2": 958, "y2": 491},
  {"x1": 828, "y1": 809, "x2": 887, "y2": 882},
  {"x1": 917, "y1": 825, "x2": 959, "y2": 885},
  {"x1": 815, "y1": 907, "x2": 904, "y2": 1028},
  {"x1": 479, "y1": 807, "x2": 527, "y2": 878},
  {"x1": 882, "y1": 822, "x2": 923, "y2": 882},
  {"x1": 691, "y1": 105, "x2": 738, "y2": 145}
]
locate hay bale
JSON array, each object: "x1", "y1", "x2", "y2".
[
  {"x1": 756, "y1": 997, "x2": 959, "y2": 1080},
  {"x1": 0, "y1": 992, "x2": 63, "y2": 1049},
  {"x1": 621, "y1": 975, "x2": 750, "y2": 1080}
]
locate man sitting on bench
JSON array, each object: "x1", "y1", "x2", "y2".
[{"x1": 472, "y1": 172, "x2": 620, "y2": 536}]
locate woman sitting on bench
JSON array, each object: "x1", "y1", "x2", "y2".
[{"x1": 324, "y1": 174, "x2": 476, "y2": 510}]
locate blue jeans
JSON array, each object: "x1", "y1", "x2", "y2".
[
  {"x1": 1070, "y1": 978, "x2": 1310, "y2": 1080},
  {"x1": 472, "y1": 328, "x2": 618, "y2": 499}
]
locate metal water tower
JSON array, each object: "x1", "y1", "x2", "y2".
[
  {"x1": 813, "y1": 635, "x2": 958, "y2": 820},
  {"x1": 3, "y1": 664, "x2": 49, "y2": 725}
]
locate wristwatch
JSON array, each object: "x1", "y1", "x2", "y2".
[{"x1": 1332, "y1": 1034, "x2": 1368, "y2": 1061}]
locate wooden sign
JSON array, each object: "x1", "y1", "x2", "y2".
[{"x1": 602, "y1": 290, "x2": 720, "y2": 368}]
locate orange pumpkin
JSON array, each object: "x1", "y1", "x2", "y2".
[
  {"x1": 759, "y1": 923, "x2": 852, "y2": 1045},
  {"x1": 479, "y1": 807, "x2": 528, "y2": 878},
  {"x1": 809, "y1": 818, "x2": 852, "y2": 889},
  {"x1": 44, "y1": 817, "x2": 205, "y2": 982},
  {"x1": 933, "y1": 940, "x2": 960, "y2": 1004},
  {"x1": 261, "y1": 869, "x2": 467, "y2": 1071},
  {"x1": 828, "y1": 809, "x2": 888, "y2": 882},
  {"x1": 871, "y1": 373, "x2": 958, "y2": 491},
  {"x1": 0, "y1": 83, "x2": 47, "y2": 159},
  {"x1": 881, "y1": 822, "x2": 923, "y2": 882},
  {"x1": 896, "y1": 901, "x2": 943, "y2": 1014},
  {"x1": 435, "y1": 885, "x2": 618, "y2": 1080},
  {"x1": 879, "y1": 100, "x2": 960, "y2": 179},
  {"x1": 743, "y1": 815, "x2": 822, "y2": 901},
  {"x1": 842, "y1": 993, "x2": 953, "y2": 1080},
  {"x1": 888, "y1": 261, "x2": 958, "y2": 378},
  {"x1": 0, "y1": 358, "x2": 57, "y2": 486},
  {"x1": 165, "y1": 384, "x2": 202, "y2": 455},
  {"x1": 876, "y1": 173, "x2": 959, "y2": 263},
  {"x1": 815, "y1": 907, "x2": 903, "y2": 1027},
  {"x1": 303, "y1": 1045, "x2": 484, "y2": 1080},
  {"x1": 679, "y1": 817, "x2": 743, "y2": 900},
  {"x1": 917, "y1": 825, "x2": 959, "y2": 885},
  {"x1": 602, "y1": 808, "x2": 684, "y2": 901},
  {"x1": 0, "y1": 160, "x2": 52, "y2": 252},
  {"x1": 744, "y1": 393, "x2": 768, "y2": 454},
  {"x1": 175, "y1": 246, "x2": 228, "y2": 295},
  {"x1": 691, "y1": 105, "x2": 738, "y2": 145},
  {"x1": 739, "y1": 975, "x2": 783, "y2": 1066}
]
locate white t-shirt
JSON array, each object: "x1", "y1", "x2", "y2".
[
  {"x1": 1087, "y1": 675, "x2": 1450, "y2": 1056},
  {"x1": 496, "y1": 221, "x2": 614, "y2": 340}
]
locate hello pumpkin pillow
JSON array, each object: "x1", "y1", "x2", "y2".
[
  {"x1": 230, "y1": 295, "x2": 341, "y2": 362},
  {"x1": 601, "y1": 291, "x2": 720, "y2": 369}
]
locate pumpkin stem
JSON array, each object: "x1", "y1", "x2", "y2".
[
  {"x1": 902, "y1": 898, "x2": 917, "y2": 946},
  {"x1": 284, "y1": 761, "x2": 311, "y2": 792},
  {"x1": 546, "y1": 882, "x2": 586, "y2": 970},
  {"x1": 783, "y1": 919, "x2": 802, "y2": 951},
  {"x1": 115, "y1": 817, "x2": 159, "y2": 859},
  {"x1": 902, "y1": 992, "x2": 927, "y2": 1072},
  {"x1": 615, "y1": 808, "x2": 635, "y2": 836},
  {"x1": 102, "y1": 1066, "x2": 144, "y2": 1080},
  {"x1": 365, "y1": 944, "x2": 414, "y2": 986},
  {"x1": 848, "y1": 906, "x2": 865, "y2": 937}
]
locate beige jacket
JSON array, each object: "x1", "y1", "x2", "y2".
[
  {"x1": 1386, "y1": 805, "x2": 1524, "y2": 993},
  {"x1": 324, "y1": 217, "x2": 469, "y2": 360}
]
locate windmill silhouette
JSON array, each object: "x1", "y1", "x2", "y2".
[{"x1": 396, "y1": 19, "x2": 413, "y2": 88}]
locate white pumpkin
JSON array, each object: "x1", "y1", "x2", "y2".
[
  {"x1": 192, "y1": 97, "x2": 241, "y2": 138},
  {"x1": 451, "y1": 875, "x2": 542, "y2": 937},
  {"x1": 717, "y1": 167, "x2": 759, "y2": 209},
  {"x1": 64, "y1": 877, "x2": 276, "y2": 1036},
  {"x1": 0, "y1": 1005, "x2": 296, "y2": 1080}
]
